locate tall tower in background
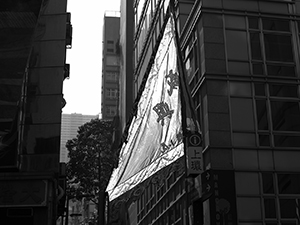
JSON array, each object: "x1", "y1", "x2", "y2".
[
  {"x1": 101, "y1": 12, "x2": 120, "y2": 120},
  {"x1": 60, "y1": 113, "x2": 98, "y2": 163}
]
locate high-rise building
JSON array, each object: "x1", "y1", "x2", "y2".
[
  {"x1": 108, "y1": 0, "x2": 300, "y2": 224},
  {"x1": 119, "y1": 0, "x2": 135, "y2": 133},
  {"x1": 101, "y1": 12, "x2": 121, "y2": 121},
  {"x1": 60, "y1": 113, "x2": 98, "y2": 163}
]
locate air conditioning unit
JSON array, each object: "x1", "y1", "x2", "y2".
[
  {"x1": 66, "y1": 13, "x2": 72, "y2": 49},
  {"x1": 64, "y1": 64, "x2": 70, "y2": 80}
]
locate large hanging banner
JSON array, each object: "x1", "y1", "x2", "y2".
[{"x1": 107, "y1": 17, "x2": 184, "y2": 200}]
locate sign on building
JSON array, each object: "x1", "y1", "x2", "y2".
[{"x1": 186, "y1": 132, "x2": 203, "y2": 176}]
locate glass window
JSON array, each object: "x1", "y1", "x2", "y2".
[
  {"x1": 106, "y1": 71, "x2": 118, "y2": 81},
  {"x1": 264, "y1": 34, "x2": 293, "y2": 62},
  {"x1": 254, "y1": 83, "x2": 265, "y2": 96},
  {"x1": 250, "y1": 32, "x2": 262, "y2": 60},
  {"x1": 267, "y1": 64, "x2": 295, "y2": 77},
  {"x1": 264, "y1": 198, "x2": 277, "y2": 218},
  {"x1": 271, "y1": 101, "x2": 300, "y2": 131},
  {"x1": 253, "y1": 63, "x2": 264, "y2": 75},
  {"x1": 136, "y1": 0, "x2": 146, "y2": 25},
  {"x1": 274, "y1": 135, "x2": 300, "y2": 147},
  {"x1": 278, "y1": 174, "x2": 300, "y2": 194},
  {"x1": 255, "y1": 100, "x2": 269, "y2": 130},
  {"x1": 262, "y1": 173, "x2": 274, "y2": 194},
  {"x1": 106, "y1": 88, "x2": 118, "y2": 99},
  {"x1": 279, "y1": 199, "x2": 298, "y2": 218},
  {"x1": 259, "y1": 134, "x2": 270, "y2": 146},
  {"x1": 226, "y1": 30, "x2": 248, "y2": 60},
  {"x1": 248, "y1": 17, "x2": 259, "y2": 29},
  {"x1": 269, "y1": 84, "x2": 298, "y2": 98},
  {"x1": 231, "y1": 98, "x2": 255, "y2": 131},
  {"x1": 262, "y1": 19, "x2": 290, "y2": 32}
]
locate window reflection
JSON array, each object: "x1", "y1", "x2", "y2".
[
  {"x1": 271, "y1": 101, "x2": 300, "y2": 131},
  {"x1": 249, "y1": 17, "x2": 295, "y2": 78},
  {"x1": 255, "y1": 100, "x2": 269, "y2": 130},
  {"x1": 248, "y1": 17, "x2": 259, "y2": 29},
  {"x1": 279, "y1": 199, "x2": 298, "y2": 218},
  {"x1": 259, "y1": 134, "x2": 270, "y2": 146},
  {"x1": 250, "y1": 32, "x2": 262, "y2": 60},
  {"x1": 262, "y1": 19, "x2": 290, "y2": 32},
  {"x1": 264, "y1": 34, "x2": 293, "y2": 62},
  {"x1": 267, "y1": 64, "x2": 295, "y2": 77},
  {"x1": 278, "y1": 174, "x2": 300, "y2": 194},
  {"x1": 264, "y1": 198, "x2": 277, "y2": 218},
  {"x1": 269, "y1": 84, "x2": 298, "y2": 98},
  {"x1": 262, "y1": 173, "x2": 274, "y2": 194},
  {"x1": 254, "y1": 83, "x2": 265, "y2": 96},
  {"x1": 274, "y1": 135, "x2": 300, "y2": 147},
  {"x1": 252, "y1": 63, "x2": 264, "y2": 75}
]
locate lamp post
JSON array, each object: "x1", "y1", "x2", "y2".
[{"x1": 98, "y1": 151, "x2": 105, "y2": 225}]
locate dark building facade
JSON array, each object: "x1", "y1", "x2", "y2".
[
  {"x1": 0, "y1": 0, "x2": 71, "y2": 224},
  {"x1": 179, "y1": 0, "x2": 300, "y2": 224},
  {"x1": 109, "y1": 0, "x2": 300, "y2": 224}
]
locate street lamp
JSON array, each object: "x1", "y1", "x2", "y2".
[{"x1": 98, "y1": 151, "x2": 105, "y2": 225}]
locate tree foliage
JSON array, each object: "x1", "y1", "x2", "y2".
[{"x1": 66, "y1": 118, "x2": 117, "y2": 202}]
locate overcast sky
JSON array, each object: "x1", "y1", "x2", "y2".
[{"x1": 62, "y1": 1, "x2": 120, "y2": 116}]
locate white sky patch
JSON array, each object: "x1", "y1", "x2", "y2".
[{"x1": 63, "y1": 1, "x2": 120, "y2": 115}]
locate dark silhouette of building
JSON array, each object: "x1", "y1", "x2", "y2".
[{"x1": 0, "y1": 0, "x2": 71, "y2": 224}]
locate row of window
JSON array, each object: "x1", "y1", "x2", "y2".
[
  {"x1": 106, "y1": 71, "x2": 119, "y2": 81},
  {"x1": 229, "y1": 81, "x2": 300, "y2": 148},
  {"x1": 183, "y1": 14, "x2": 300, "y2": 94},
  {"x1": 104, "y1": 105, "x2": 117, "y2": 117},
  {"x1": 182, "y1": 14, "x2": 300, "y2": 148},
  {"x1": 105, "y1": 88, "x2": 118, "y2": 99},
  {"x1": 106, "y1": 40, "x2": 116, "y2": 53},
  {"x1": 137, "y1": 171, "x2": 185, "y2": 224},
  {"x1": 134, "y1": 0, "x2": 169, "y2": 67}
]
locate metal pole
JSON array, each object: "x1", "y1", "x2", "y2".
[
  {"x1": 65, "y1": 196, "x2": 69, "y2": 225},
  {"x1": 98, "y1": 151, "x2": 101, "y2": 225},
  {"x1": 98, "y1": 151, "x2": 105, "y2": 225}
]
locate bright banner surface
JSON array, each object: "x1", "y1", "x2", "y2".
[{"x1": 107, "y1": 18, "x2": 184, "y2": 200}]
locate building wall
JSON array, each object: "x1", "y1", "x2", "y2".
[
  {"x1": 179, "y1": 0, "x2": 300, "y2": 224},
  {"x1": 111, "y1": 0, "x2": 300, "y2": 224},
  {"x1": 0, "y1": 0, "x2": 71, "y2": 224},
  {"x1": 60, "y1": 113, "x2": 98, "y2": 163}
]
